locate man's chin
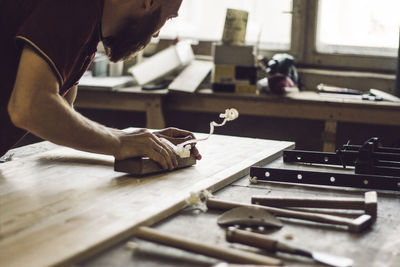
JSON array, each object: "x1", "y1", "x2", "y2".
[{"x1": 105, "y1": 42, "x2": 150, "y2": 63}]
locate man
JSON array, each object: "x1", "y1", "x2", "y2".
[{"x1": 0, "y1": 0, "x2": 201, "y2": 170}]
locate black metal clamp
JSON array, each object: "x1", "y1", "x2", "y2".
[{"x1": 250, "y1": 138, "x2": 400, "y2": 191}]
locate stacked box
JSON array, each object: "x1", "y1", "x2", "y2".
[{"x1": 211, "y1": 44, "x2": 257, "y2": 94}]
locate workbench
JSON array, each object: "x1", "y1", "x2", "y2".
[
  {"x1": 1, "y1": 138, "x2": 399, "y2": 267},
  {"x1": 75, "y1": 87, "x2": 400, "y2": 152},
  {"x1": 79, "y1": 159, "x2": 400, "y2": 267},
  {"x1": 76, "y1": 86, "x2": 168, "y2": 129},
  {"x1": 0, "y1": 132, "x2": 293, "y2": 267}
]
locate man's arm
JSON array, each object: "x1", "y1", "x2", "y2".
[
  {"x1": 7, "y1": 46, "x2": 178, "y2": 170},
  {"x1": 64, "y1": 85, "x2": 78, "y2": 107}
]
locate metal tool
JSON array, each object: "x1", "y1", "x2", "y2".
[
  {"x1": 217, "y1": 206, "x2": 283, "y2": 228},
  {"x1": 251, "y1": 167, "x2": 400, "y2": 191},
  {"x1": 251, "y1": 191, "x2": 378, "y2": 219},
  {"x1": 251, "y1": 138, "x2": 400, "y2": 191},
  {"x1": 226, "y1": 227, "x2": 353, "y2": 267},
  {"x1": 207, "y1": 198, "x2": 372, "y2": 233},
  {"x1": 283, "y1": 137, "x2": 400, "y2": 176},
  {"x1": 134, "y1": 226, "x2": 282, "y2": 266},
  {"x1": 317, "y1": 84, "x2": 385, "y2": 102}
]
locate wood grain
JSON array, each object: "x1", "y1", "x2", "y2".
[
  {"x1": 114, "y1": 155, "x2": 197, "y2": 175},
  {"x1": 0, "y1": 132, "x2": 293, "y2": 267}
]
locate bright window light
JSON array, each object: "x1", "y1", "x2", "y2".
[
  {"x1": 317, "y1": 0, "x2": 400, "y2": 57},
  {"x1": 160, "y1": 0, "x2": 293, "y2": 50}
]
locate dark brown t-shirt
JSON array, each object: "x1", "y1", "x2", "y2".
[{"x1": 0, "y1": 0, "x2": 104, "y2": 157}]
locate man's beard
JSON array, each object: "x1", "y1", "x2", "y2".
[{"x1": 102, "y1": 7, "x2": 162, "y2": 62}]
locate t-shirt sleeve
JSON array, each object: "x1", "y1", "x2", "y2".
[{"x1": 15, "y1": 0, "x2": 100, "y2": 88}]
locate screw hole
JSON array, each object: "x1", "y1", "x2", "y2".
[
  {"x1": 297, "y1": 174, "x2": 303, "y2": 180},
  {"x1": 324, "y1": 157, "x2": 329, "y2": 162},
  {"x1": 364, "y1": 180, "x2": 369, "y2": 185},
  {"x1": 265, "y1": 172, "x2": 270, "y2": 177},
  {"x1": 330, "y1": 176, "x2": 335, "y2": 183},
  {"x1": 297, "y1": 156, "x2": 302, "y2": 161}
]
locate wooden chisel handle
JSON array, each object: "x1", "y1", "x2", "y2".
[
  {"x1": 226, "y1": 227, "x2": 279, "y2": 252},
  {"x1": 135, "y1": 226, "x2": 282, "y2": 266},
  {"x1": 226, "y1": 227, "x2": 303, "y2": 256},
  {"x1": 251, "y1": 195, "x2": 364, "y2": 209}
]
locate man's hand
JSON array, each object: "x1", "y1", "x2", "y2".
[
  {"x1": 114, "y1": 128, "x2": 180, "y2": 170},
  {"x1": 153, "y1": 127, "x2": 202, "y2": 160}
]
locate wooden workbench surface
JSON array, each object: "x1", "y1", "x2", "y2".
[
  {"x1": 0, "y1": 133, "x2": 293, "y2": 267},
  {"x1": 2, "y1": 137, "x2": 399, "y2": 267},
  {"x1": 79, "y1": 159, "x2": 400, "y2": 267}
]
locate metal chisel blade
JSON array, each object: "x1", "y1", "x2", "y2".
[{"x1": 312, "y1": 251, "x2": 353, "y2": 267}]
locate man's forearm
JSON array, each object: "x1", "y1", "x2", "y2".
[
  {"x1": 9, "y1": 46, "x2": 182, "y2": 169},
  {"x1": 16, "y1": 91, "x2": 121, "y2": 157}
]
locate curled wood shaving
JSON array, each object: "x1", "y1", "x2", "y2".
[{"x1": 163, "y1": 108, "x2": 239, "y2": 158}]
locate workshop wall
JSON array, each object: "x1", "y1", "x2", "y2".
[
  {"x1": 74, "y1": 109, "x2": 400, "y2": 151},
  {"x1": 15, "y1": 108, "x2": 400, "y2": 151}
]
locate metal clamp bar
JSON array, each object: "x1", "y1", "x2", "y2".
[
  {"x1": 284, "y1": 150, "x2": 400, "y2": 166},
  {"x1": 250, "y1": 167, "x2": 400, "y2": 191},
  {"x1": 343, "y1": 144, "x2": 400, "y2": 154},
  {"x1": 283, "y1": 150, "x2": 356, "y2": 166}
]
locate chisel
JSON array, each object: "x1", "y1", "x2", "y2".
[
  {"x1": 226, "y1": 227, "x2": 353, "y2": 267},
  {"x1": 135, "y1": 226, "x2": 282, "y2": 265}
]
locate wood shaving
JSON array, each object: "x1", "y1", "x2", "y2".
[
  {"x1": 249, "y1": 176, "x2": 258, "y2": 184},
  {"x1": 162, "y1": 108, "x2": 239, "y2": 158}
]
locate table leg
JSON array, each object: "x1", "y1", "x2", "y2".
[
  {"x1": 323, "y1": 120, "x2": 337, "y2": 152},
  {"x1": 146, "y1": 96, "x2": 166, "y2": 129}
]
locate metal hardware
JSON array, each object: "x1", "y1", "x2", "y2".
[
  {"x1": 250, "y1": 167, "x2": 400, "y2": 191},
  {"x1": 260, "y1": 138, "x2": 400, "y2": 190},
  {"x1": 283, "y1": 138, "x2": 400, "y2": 177},
  {"x1": 217, "y1": 206, "x2": 283, "y2": 228}
]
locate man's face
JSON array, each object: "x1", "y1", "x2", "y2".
[
  {"x1": 103, "y1": 0, "x2": 183, "y2": 62},
  {"x1": 152, "y1": 0, "x2": 183, "y2": 37}
]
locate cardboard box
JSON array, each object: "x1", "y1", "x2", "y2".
[
  {"x1": 212, "y1": 65, "x2": 257, "y2": 85},
  {"x1": 213, "y1": 44, "x2": 255, "y2": 67}
]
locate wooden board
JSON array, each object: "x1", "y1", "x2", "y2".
[
  {"x1": 168, "y1": 60, "x2": 213, "y2": 93},
  {"x1": 78, "y1": 76, "x2": 135, "y2": 91},
  {"x1": 0, "y1": 133, "x2": 293, "y2": 267},
  {"x1": 114, "y1": 155, "x2": 197, "y2": 175}
]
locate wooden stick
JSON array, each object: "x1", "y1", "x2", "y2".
[
  {"x1": 135, "y1": 226, "x2": 282, "y2": 266},
  {"x1": 251, "y1": 191, "x2": 377, "y2": 219},
  {"x1": 207, "y1": 198, "x2": 372, "y2": 232}
]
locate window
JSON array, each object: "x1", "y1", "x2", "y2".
[
  {"x1": 161, "y1": 0, "x2": 293, "y2": 50},
  {"x1": 160, "y1": 0, "x2": 399, "y2": 73},
  {"x1": 317, "y1": 0, "x2": 400, "y2": 57}
]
